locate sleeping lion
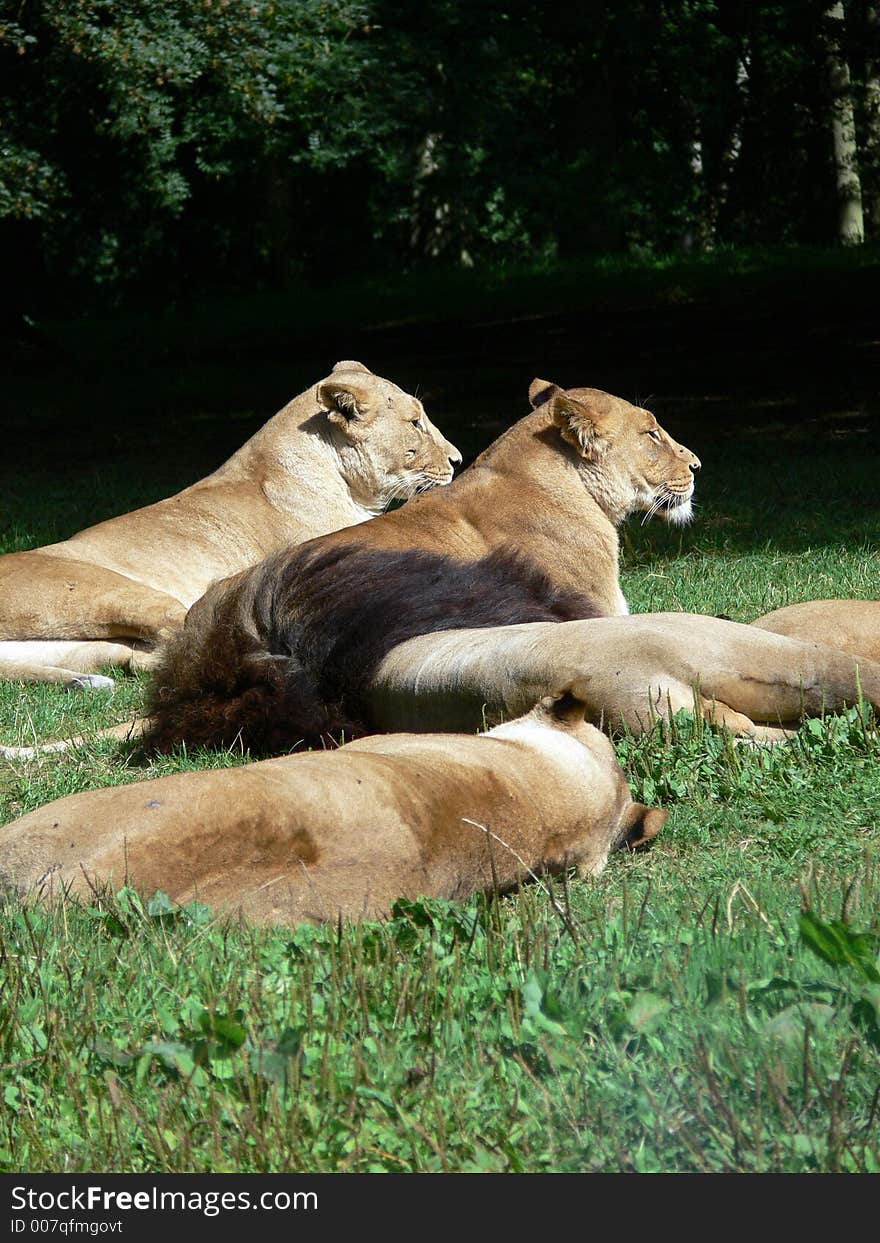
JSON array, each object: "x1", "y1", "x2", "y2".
[
  {"x1": 752, "y1": 599, "x2": 880, "y2": 662},
  {"x1": 0, "y1": 691, "x2": 665, "y2": 926}
]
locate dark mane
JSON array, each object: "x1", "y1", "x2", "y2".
[{"x1": 145, "y1": 544, "x2": 603, "y2": 755}]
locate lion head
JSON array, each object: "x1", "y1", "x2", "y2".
[
  {"x1": 529, "y1": 378, "x2": 700, "y2": 526},
  {"x1": 317, "y1": 361, "x2": 461, "y2": 513}
]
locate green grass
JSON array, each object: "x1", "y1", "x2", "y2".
[
  {"x1": 1, "y1": 860, "x2": 878, "y2": 1172},
  {"x1": 1, "y1": 248, "x2": 879, "y2": 1172}
]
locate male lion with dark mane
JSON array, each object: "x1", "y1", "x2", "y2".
[
  {"x1": 143, "y1": 378, "x2": 703, "y2": 750},
  {"x1": 0, "y1": 361, "x2": 460, "y2": 688}
]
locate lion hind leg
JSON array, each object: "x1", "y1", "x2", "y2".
[{"x1": 0, "y1": 551, "x2": 187, "y2": 647}]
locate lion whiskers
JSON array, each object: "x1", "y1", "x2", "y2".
[
  {"x1": 640, "y1": 495, "x2": 665, "y2": 526},
  {"x1": 377, "y1": 469, "x2": 447, "y2": 510},
  {"x1": 640, "y1": 486, "x2": 694, "y2": 527}
]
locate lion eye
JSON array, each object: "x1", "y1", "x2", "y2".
[
  {"x1": 646, "y1": 429, "x2": 662, "y2": 444},
  {"x1": 412, "y1": 417, "x2": 425, "y2": 431}
]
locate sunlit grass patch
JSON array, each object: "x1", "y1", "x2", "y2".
[{"x1": 2, "y1": 251, "x2": 880, "y2": 1171}]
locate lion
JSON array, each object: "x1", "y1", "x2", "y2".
[
  {"x1": 133, "y1": 374, "x2": 880, "y2": 754},
  {"x1": 0, "y1": 361, "x2": 460, "y2": 688},
  {"x1": 0, "y1": 691, "x2": 665, "y2": 927},
  {"x1": 138, "y1": 376, "x2": 702, "y2": 751},
  {"x1": 752, "y1": 600, "x2": 880, "y2": 662},
  {"x1": 10, "y1": 377, "x2": 880, "y2": 759}
]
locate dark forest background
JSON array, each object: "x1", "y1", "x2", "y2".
[
  {"x1": 2, "y1": 0, "x2": 878, "y2": 520},
  {"x1": 3, "y1": 0, "x2": 880, "y2": 312}
]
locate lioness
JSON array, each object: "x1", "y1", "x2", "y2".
[
  {"x1": 752, "y1": 600, "x2": 880, "y2": 662},
  {"x1": 0, "y1": 361, "x2": 460, "y2": 687},
  {"x1": 0, "y1": 692, "x2": 665, "y2": 926}
]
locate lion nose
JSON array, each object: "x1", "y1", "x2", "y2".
[
  {"x1": 689, "y1": 455, "x2": 701, "y2": 472},
  {"x1": 448, "y1": 445, "x2": 463, "y2": 467}
]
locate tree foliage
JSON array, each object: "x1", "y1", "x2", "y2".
[{"x1": 1, "y1": 0, "x2": 877, "y2": 304}]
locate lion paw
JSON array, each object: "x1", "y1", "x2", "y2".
[{"x1": 64, "y1": 673, "x2": 115, "y2": 692}]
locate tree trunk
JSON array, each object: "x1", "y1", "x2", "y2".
[
  {"x1": 682, "y1": 45, "x2": 749, "y2": 254},
  {"x1": 825, "y1": 1, "x2": 864, "y2": 245},
  {"x1": 863, "y1": 3, "x2": 880, "y2": 235},
  {"x1": 680, "y1": 125, "x2": 703, "y2": 254},
  {"x1": 410, "y1": 132, "x2": 454, "y2": 260},
  {"x1": 701, "y1": 52, "x2": 750, "y2": 249}
]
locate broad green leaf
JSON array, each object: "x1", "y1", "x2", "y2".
[
  {"x1": 198, "y1": 1009, "x2": 247, "y2": 1048},
  {"x1": 798, "y1": 911, "x2": 880, "y2": 983}
]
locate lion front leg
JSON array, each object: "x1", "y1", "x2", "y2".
[{"x1": 368, "y1": 615, "x2": 880, "y2": 741}]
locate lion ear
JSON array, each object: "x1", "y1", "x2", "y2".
[
  {"x1": 543, "y1": 690, "x2": 588, "y2": 725},
  {"x1": 317, "y1": 378, "x2": 371, "y2": 427},
  {"x1": 528, "y1": 378, "x2": 562, "y2": 409},
  {"x1": 618, "y1": 804, "x2": 667, "y2": 852},
  {"x1": 549, "y1": 392, "x2": 608, "y2": 460},
  {"x1": 533, "y1": 688, "x2": 593, "y2": 727},
  {"x1": 331, "y1": 360, "x2": 373, "y2": 375}
]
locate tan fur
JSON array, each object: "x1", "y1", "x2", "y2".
[
  {"x1": 752, "y1": 600, "x2": 880, "y2": 663},
  {"x1": 8, "y1": 381, "x2": 875, "y2": 754},
  {"x1": 16, "y1": 604, "x2": 877, "y2": 759},
  {"x1": 369, "y1": 613, "x2": 880, "y2": 742},
  {"x1": 0, "y1": 695, "x2": 665, "y2": 926},
  {"x1": 295, "y1": 378, "x2": 700, "y2": 617},
  {"x1": 0, "y1": 361, "x2": 459, "y2": 686}
]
